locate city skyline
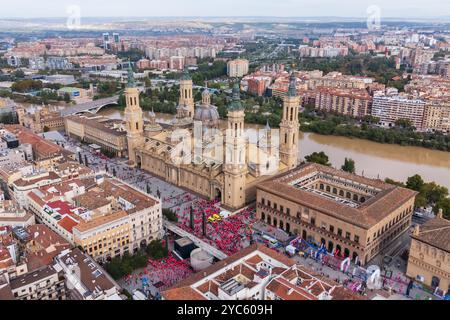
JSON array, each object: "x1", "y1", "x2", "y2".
[{"x1": 1, "y1": 0, "x2": 450, "y2": 19}]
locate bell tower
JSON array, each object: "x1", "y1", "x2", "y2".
[
  {"x1": 124, "y1": 65, "x2": 144, "y2": 165},
  {"x1": 223, "y1": 84, "x2": 247, "y2": 209},
  {"x1": 279, "y1": 72, "x2": 300, "y2": 169},
  {"x1": 178, "y1": 66, "x2": 194, "y2": 118}
]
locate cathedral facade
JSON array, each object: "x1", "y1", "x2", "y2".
[{"x1": 125, "y1": 67, "x2": 300, "y2": 210}]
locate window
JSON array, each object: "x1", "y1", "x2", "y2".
[
  {"x1": 261, "y1": 198, "x2": 265, "y2": 205},
  {"x1": 346, "y1": 232, "x2": 351, "y2": 240},
  {"x1": 354, "y1": 235, "x2": 360, "y2": 244},
  {"x1": 329, "y1": 225, "x2": 335, "y2": 233},
  {"x1": 337, "y1": 229, "x2": 342, "y2": 237},
  {"x1": 286, "y1": 208, "x2": 290, "y2": 215},
  {"x1": 310, "y1": 218, "x2": 316, "y2": 226},
  {"x1": 280, "y1": 206, "x2": 284, "y2": 213}
]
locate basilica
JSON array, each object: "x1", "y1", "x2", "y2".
[{"x1": 125, "y1": 67, "x2": 301, "y2": 210}]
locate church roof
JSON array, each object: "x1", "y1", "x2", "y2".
[{"x1": 194, "y1": 104, "x2": 220, "y2": 123}]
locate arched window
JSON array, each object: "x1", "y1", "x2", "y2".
[
  {"x1": 320, "y1": 184, "x2": 324, "y2": 190},
  {"x1": 353, "y1": 194, "x2": 359, "y2": 202},
  {"x1": 333, "y1": 188, "x2": 337, "y2": 194},
  {"x1": 326, "y1": 186, "x2": 331, "y2": 192},
  {"x1": 339, "y1": 190, "x2": 344, "y2": 197},
  {"x1": 261, "y1": 212, "x2": 266, "y2": 221},
  {"x1": 346, "y1": 192, "x2": 351, "y2": 199}
]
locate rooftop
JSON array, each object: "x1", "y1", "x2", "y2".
[
  {"x1": 257, "y1": 163, "x2": 417, "y2": 229},
  {"x1": 412, "y1": 215, "x2": 450, "y2": 253}
]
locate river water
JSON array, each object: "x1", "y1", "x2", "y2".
[{"x1": 98, "y1": 108, "x2": 450, "y2": 189}]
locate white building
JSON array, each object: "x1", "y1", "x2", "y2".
[
  {"x1": 227, "y1": 59, "x2": 249, "y2": 78},
  {"x1": 372, "y1": 94, "x2": 426, "y2": 130}
]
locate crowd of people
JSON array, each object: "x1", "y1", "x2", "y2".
[
  {"x1": 172, "y1": 199, "x2": 257, "y2": 256},
  {"x1": 123, "y1": 253, "x2": 194, "y2": 293}
]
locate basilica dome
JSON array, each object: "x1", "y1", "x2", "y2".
[{"x1": 194, "y1": 89, "x2": 220, "y2": 128}]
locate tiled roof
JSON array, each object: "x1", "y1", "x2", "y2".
[
  {"x1": 58, "y1": 216, "x2": 79, "y2": 233},
  {"x1": 258, "y1": 163, "x2": 417, "y2": 228},
  {"x1": 412, "y1": 216, "x2": 450, "y2": 252}
]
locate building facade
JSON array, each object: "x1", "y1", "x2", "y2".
[
  {"x1": 227, "y1": 59, "x2": 249, "y2": 78},
  {"x1": 406, "y1": 212, "x2": 449, "y2": 297},
  {"x1": 256, "y1": 163, "x2": 417, "y2": 266}
]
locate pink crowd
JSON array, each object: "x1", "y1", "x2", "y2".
[
  {"x1": 173, "y1": 198, "x2": 257, "y2": 256},
  {"x1": 124, "y1": 253, "x2": 193, "y2": 291}
]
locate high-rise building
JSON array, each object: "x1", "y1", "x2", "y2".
[
  {"x1": 102, "y1": 33, "x2": 110, "y2": 51},
  {"x1": 170, "y1": 56, "x2": 185, "y2": 70},
  {"x1": 227, "y1": 59, "x2": 249, "y2": 78},
  {"x1": 372, "y1": 94, "x2": 426, "y2": 130}
]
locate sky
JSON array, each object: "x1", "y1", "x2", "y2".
[{"x1": 1, "y1": 0, "x2": 449, "y2": 19}]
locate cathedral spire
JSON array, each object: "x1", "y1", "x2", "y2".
[
  {"x1": 229, "y1": 83, "x2": 243, "y2": 110},
  {"x1": 181, "y1": 65, "x2": 191, "y2": 81},
  {"x1": 126, "y1": 61, "x2": 135, "y2": 88},
  {"x1": 287, "y1": 71, "x2": 297, "y2": 97}
]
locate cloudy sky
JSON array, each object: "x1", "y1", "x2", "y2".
[{"x1": 1, "y1": 0, "x2": 449, "y2": 18}]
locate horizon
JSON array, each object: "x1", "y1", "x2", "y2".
[{"x1": 1, "y1": 0, "x2": 449, "y2": 19}]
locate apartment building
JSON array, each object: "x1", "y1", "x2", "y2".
[
  {"x1": 315, "y1": 87, "x2": 373, "y2": 118},
  {"x1": 227, "y1": 59, "x2": 249, "y2": 78},
  {"x1": 25, "y1": 176, "x2": 163, "y2": 263},
  {"x1": 371, "y1": 94, "x2": 426, "y2": 130},
  {"x1": 423, "y1": 100, "x2": 450, "y2": 133},
  {"x1": 55, "y1": 248, "x2": 122, "y2": 300},
  {"x1": 9, "y1": 265, "x2": 66, "y2": 300}
]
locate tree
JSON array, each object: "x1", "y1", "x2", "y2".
[
  {"x1": 421, "y1": 182, "x2": 448, "y2": 204},
  {"x1": 162, "y1": 208, "x2": 178, "y2": 223},
  {"x1": 305, "y1": 151, "x2": 331, "y2": 166},
  {"x1": 385, "y1": 178, "x2": 405, "y2": 187},
  {"x1": 63, "y1": 92, "x2": 71, "y2": 103},
  {"x1": 395, "y1": 118, "x2": 414, "y2": 131},
  {"x1": 406, "y1": 175, "x2": 425, "y2": 192},
  {"x1": 146, "y1": 240, "x2": 168, "y2": 260},
  {"x1": 434, "y1": 198, "x2": 450, "y2": 220},
  {"x1": 341, "y1": 158, "x2": 356, "y2": 174}
]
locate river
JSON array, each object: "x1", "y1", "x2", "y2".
[{"x1": 98, "y1": 107, "x2": 450, "y2": 189}]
